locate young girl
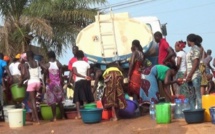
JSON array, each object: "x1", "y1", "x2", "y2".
[
  {"x1": 102, "y1": 62, "x2": 127, "y2": 121},
  {"x1": 44, "y1": 51, "x2": 65, "y2": 121},
  {"x1": 174, "y1": 41, "x2": 187, "y2": 96},
  {"x1": 19, "y1": 51, "x2": 43, "y2": 124},
  {"x1": 72, "y1": 50, "x2": 94, "y2": 119}
]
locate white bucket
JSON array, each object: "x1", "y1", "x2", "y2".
[
  {"x1": 8, "y1": 109, "x2": 23, "y2": 128},
  {"x1": 3, "y1": 105, "x2": 15, "y2": 122}
]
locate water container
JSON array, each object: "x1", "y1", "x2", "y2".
[
  {"x1": 155, "y1": 103, "x2": 171, "y2": 124},
  {"x1": 149, "y1": 101, "x2": 156, "y2": 120},
  {"x1": 182, "y1": 98, "x2": 191, "y2": 118},
  {"x1": 3, "y1": 105, "x2": 15, "y2": 122},
  {"x1": 8, "y1": 109, "x2": 23, "y2": 128},
  {"x1": 174, "y1": 99, "x2": 183, "y2": 119},
  {"x1": 209, "y1": 107, "x2": 215, "y2": 124},
  {"x1": 202, "y1": 94, "x2": 215, "y2": 121}
]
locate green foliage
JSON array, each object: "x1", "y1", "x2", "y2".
[{"x1": 0, "y1": 0, "x2": 106, "y2": 57}]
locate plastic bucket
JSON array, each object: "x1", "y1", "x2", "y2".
[
  {"x1": 80, "y1": 108, "x2": 103, "y2": 124},
  {"x1": 10, "y1": 84, "x2": 26, "y2": 102},
  {"x1": 40, "y1": 104, "x2": 61, "y2": 120},
  {"x1": 84, "y1": 103, "x2": 97, "y2": 110},
  {"x1": 3, "y1": 105, "x2": 15, "y2": 122},
  {"x1": 209, "y1": 107, "x2": 215, "y2": 124},
  {"x1": 8, "y1": 109, "x2": 23, "y2": 128},
  {"x1": 202, "y1": 94, "x2": 215, "y2": 121},
  {"x1": 96, "y1": 101, "x2": 112, "y2": 120},
  {"x1": 155, "y1": 103, "x2": 171, "y2": 124},
  {"x1": 23, "y1": 109, "x2": 26, "y2": 125},
  {"x1": 118, "y1": 99, "x2": 138, "y2": 118},
  {"x1": 183, "y1": 109, "x2": 205, "y2": 124}
]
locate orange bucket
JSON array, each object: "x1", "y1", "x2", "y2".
[{"x1": 96, "y1": 100, "x2": 112, "y2": 120}]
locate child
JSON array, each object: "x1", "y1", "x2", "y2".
[
  {"x1": 207, "y1": 74, "x2": 215, "y2": 94},
  {"x1": 102, "y1": 62, "x2": 127, "y2": 121},
  {"x1": 72, "y1": 50, "x2": 94, "y2": 119}
]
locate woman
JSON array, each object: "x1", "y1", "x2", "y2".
[
  {"x1": 102, "y1": 62, "x2": 127, "y2": 121},
  {"x1": 186, "y1": 34, "x2": 202, "y2": 110},
  {"x1": 128, "y1": 40, "x2": 144, "y2": 101},
  {"x1": 195, "y1": 35, "x2": 208, "y2": 96},
  {"x1": 72, "y1": 50, "x2": 94, "y2": 119},
  {"x1": 45, "y1": 51, "x2": 65, "y2": 121},
  {"x1": 174, "y1": 41, "x2": 187, "y2": 96},
  {"x1": 140, "y1": 64, "x2": 179, "y2": 104},
  {"x1": 19, "y1": 51, "x2": 43, "y2": 124},
  {"x1": 9, "y1": 54, "x2": 21, "y2": 84}
]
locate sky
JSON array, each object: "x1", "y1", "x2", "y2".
[
  {"x1": 1, "y1": 0, "x2": 215, "y2": 66},
  {"x1": 59, "y1": 0, "x2": 215, "y2": 65}
]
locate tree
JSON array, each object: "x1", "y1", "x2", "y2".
[{"x1": 0, "y1": 0, "x2": 106, "y2": 58}]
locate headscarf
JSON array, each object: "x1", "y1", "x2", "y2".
[
  {"x1": 176, "y1": 41, "x2": 186, "y2": 50},
  {"x1": 15, "y1": 53, "x2": 21, "y2": 59},
  {"x1": 20, "y1": 53, "x2": 27, "y2": 61},
  {"x1": 3, "y1": 56, "x2": 10, "y2": 62}
]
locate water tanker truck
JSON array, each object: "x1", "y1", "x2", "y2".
[{"x1": 76, "y1": 12, "x2": 167, "y2": 71}]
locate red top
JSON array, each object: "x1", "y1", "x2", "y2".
[
  {"x1": 158, "y1": 38, "x2": 170, "y2": 64},
  {"x1": 68, "y1": 56, "x2": 88, "y2": 71}
]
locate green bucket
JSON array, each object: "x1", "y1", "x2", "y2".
[
  {"x1": 40, "y1": 104, "x2": 62, "y2": 120},
  {"x1": 23, "y1": 109, "x2": 26, "y2": 125},
  {"x1": 84, "y1": 103, "x2": 96, "y2": 110},
  {"x1": 155, "y1": 103, "x2": 171, "y2": 124},
  {"x1": 10, "y1": 84, "x2": 26, "y2": 102}
]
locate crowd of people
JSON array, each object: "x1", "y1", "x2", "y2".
[{"x1": 0, "y1": 31, "x2": 215, "y2": 124}]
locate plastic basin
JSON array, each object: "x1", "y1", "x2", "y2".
[
  {"x1": 84, "y1": 103, "x2": 96, "y2": 110},
  {"x1": 40, "y1": 104, "x2": 62, "y2": 120},
  {"x1": 183, "y1": 109, "x2": 205, "y2": 124},
  {"x1": 10, "y1": 84, "x2": 26, "y2": 102},
  {"x1": 209, "y1": 107, "x2": 215, "y2": 124},
  {"x1": 65, "y1": 111, "x2": 77, "y2": 119},
  {"x1": 80, "y1": 108, "x2": 103, "y2": 124},
  {"x1": 118, "y1": 99, "x2": 138, "y2": 118}
]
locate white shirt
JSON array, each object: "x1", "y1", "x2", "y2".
[
  {"x1": 175, "y1": 51, "x2": 186, "y2": 72},
  {"x1": 72, "y1": 60, "x2": 90, "y2": 82},
  {"x1": 9, "y1": 62, "x2": 21, "y2": 75}
]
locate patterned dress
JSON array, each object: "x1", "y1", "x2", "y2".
[
  {"x1": 102, "y1": 67, "x2": 127, "y2": 109},
  {"x1": 46, "y1": 61, "x2": 64, "y2": 105}
]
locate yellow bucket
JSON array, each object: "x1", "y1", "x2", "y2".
[{"x1": 202, "y1": 94, "x2": 215, "y2": 121}]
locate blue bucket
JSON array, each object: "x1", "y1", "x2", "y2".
[
  {"x1": 209, "y1": 107, "x2": 215, "y2": 124},
  {"x1": 80, "y1": 108, "x2": 103, "y2": 124}
]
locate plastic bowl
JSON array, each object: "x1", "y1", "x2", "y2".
[
  {"x1": 118, "y1": 99, "x2": 138, "y2": 118},
  {"x1": 209, "y1": 107, "x2": 215, "y2": 124},
  {"x1": 80, "y1": 108, "x2": 103, "y2": 124},
  {"x1": 40, "y1": 104, "x2": 62, "y2": 120},
  {"x1": 183, "y1": 109, "x2": 205, "y2": 124},
  {"x1": 84, "y1": 103, "x2": 97, "y2": 110},
  {"x1": 65, "y1": 111, "x2": 77, "y2": 119},
  {"x1": 10, "y1": 84, "x2": 26, "y2": 102}
]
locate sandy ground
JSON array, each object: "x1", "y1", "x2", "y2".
[{"x1": 0, "y1": 115, "x2": 214, "y2": 134}]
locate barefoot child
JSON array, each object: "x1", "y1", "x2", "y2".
[
  {"x1": 102, "y1": 62, "x2": 127, "y2": 121},
  {"x1": 72, "y1": 50, "x2": 94, "y2": 119}
]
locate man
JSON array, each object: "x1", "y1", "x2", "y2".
[
  {"x1": 203, "y1": 49, "x2": 213, "y2": 74},
  {"x1": 154, "y1": 31, "x2": 175, "y2": 65},
  {"x1": 68, "y1": 46, "x2": 88, "y2": 83},
  {"x1": 0, "y1": 53, "x2": 11, "y2": 106}
]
